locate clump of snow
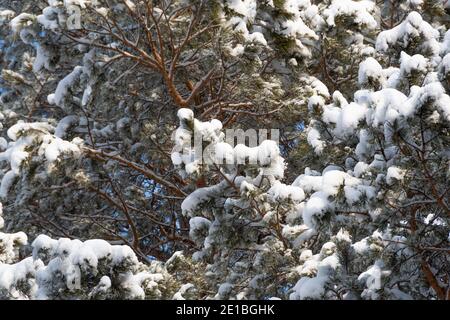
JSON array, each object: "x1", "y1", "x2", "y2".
[
  {"x1": 323, "y1": 0, "x2": 377, "y2": 30},
  {"x1": 189, "y1": 217, "x2": 211, "y2": 244},
  {"x1": 33, "y1": 45, "x2": 54, "y2": 73},
  {"x1": 0, "y1": 257, "x2": 40, "y2": 299},
  {"x1": 0, "y1": 10, "x2": 15, "y2": 26},
  {"x1": 10, "y1": 13, "x2": 35, "y2": 34},
  {"x1": 40, "y1": 135, "x2": 82, "y2": 162},
  {"x1": 278, "y1": 0, "x2": 318, "y2": 41},
  {"x1": 268, "y1": 181, "x2": 305, "y2": 203},
  {"x1": 6, "y1": 122, "x2": 54, "y2": 141},
  {"x1": 0, "y1": 231, "x2": 28, "y2": 263},
  {"x1": 306, "y1": 125, "x2": 325, "y2": 154},
  {"x1": 0, "y1": 121, "x2": 83, "y2": 198},
  {"x1": 81, "y1": 85, "x2": 92, "y2": 106},
  {"x1": 173, "y1": 283, "x2": 196, "y2": 300},
  {"x1": 386, "y1": 166, "x2": 405, "y2": 184},
  {"x1": 226, "y1": 0, "x2": 257, "y2": 21},
  {"x1": 376, "y1": 12, "x2": 440, "y2": 56},
  {"x1": 358, "y1": 57, "x2": 385, "y2": 88},
  {"x1": 226, "y1": 44, "x2": 245, "y2": 57},
  {"x1": 358, "y1": 260, "x2": 391, "y2": 299},
  {"x1": 354, "y1": 161, "x2": 370, "y2": 177},
  {"x1": 302, "y1": 76, "x2": 330, "y2": 100},
  {"x1": 217, "y1": 282, "x2": 233, "y2": 299},
  {"x1": 290, "y1": 242, "x2": 340, "y2": 300},
  {"x1": 290, "y1": 167, "x2": 376, "y2": 244},
  {"x1": 181, "y1": 181, "x2": 229, "y2": 217},
  {"x1": 54, "y1": 116, "x2": 79, "y2": 138},
  {"x1": 319, "y1": 91, "x2": 368, "y2": 137},
  {"x1": 52, "y1": 66, "x2": 84, "y2": 108},
  {"x1": 36, "y1": 6, "x2": 59, "y2": 30},
  {"x1": 0, "y1": 171, "x2": 17, "y2": 199},
  {"x1": 335, "y1": 229, "x2": 352, "y2": 244},
  {"x1": 399, "y1": 51, "x2": 428, "y2": 75}
]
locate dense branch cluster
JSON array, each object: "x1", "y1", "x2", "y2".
[{"x1": 0, "y1": 0, "x2": 448, "y2": 299}]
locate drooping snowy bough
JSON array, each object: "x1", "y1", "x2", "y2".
[{"x1": 0, "y1": 202, "x2": 180, "y2": 299}]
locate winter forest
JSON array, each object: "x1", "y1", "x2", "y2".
[{"x1": 0, "y1": 0, "x2": 448, "y2": 300}]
